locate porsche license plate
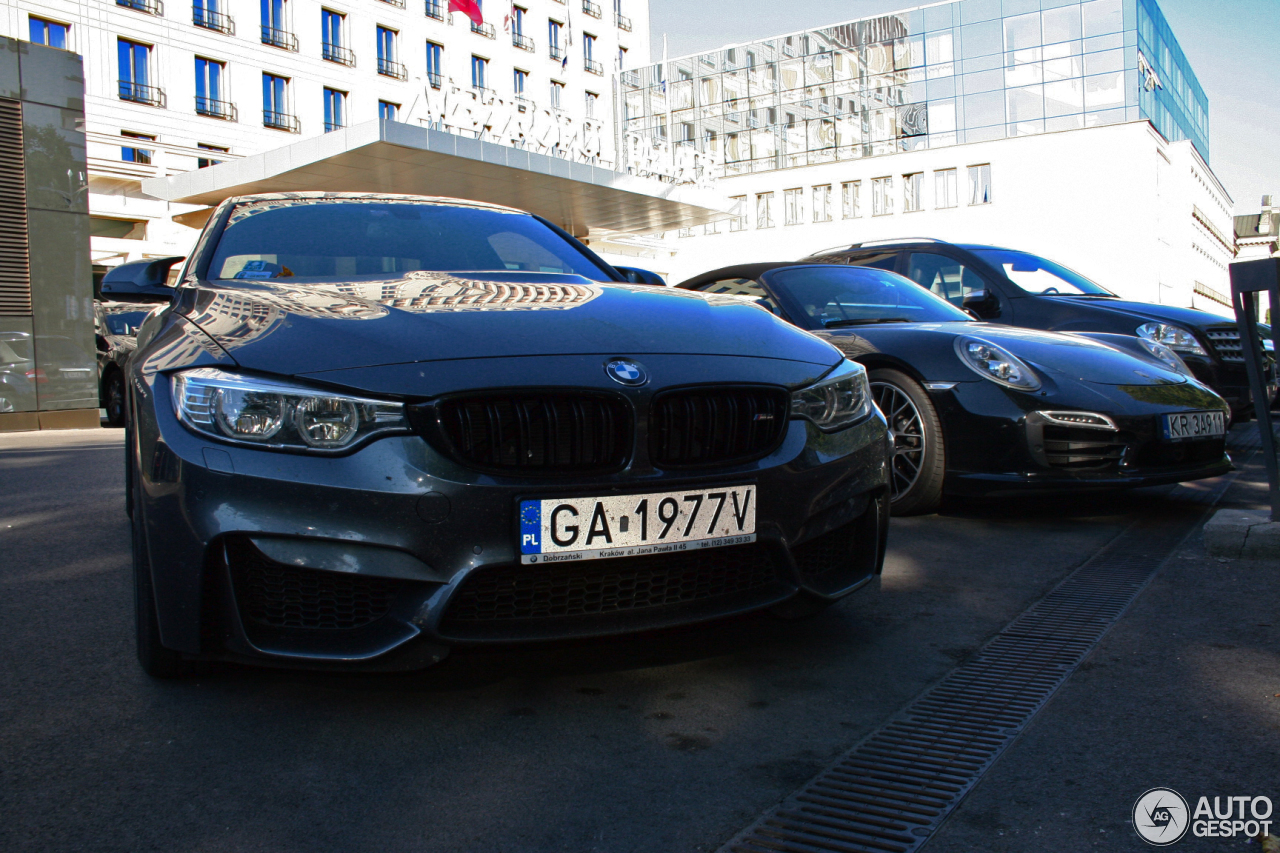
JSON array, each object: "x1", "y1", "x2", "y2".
[
  {"x1": 1160, "y1": 410, "x2": 1225, "y2": 441},
  {"x1": 519, "y1": 485, "x2": 756, "y2": 564}
]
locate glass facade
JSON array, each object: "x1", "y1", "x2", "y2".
[{"x1": 622, "y1": 0, "x2": 1209, "y2": 177}]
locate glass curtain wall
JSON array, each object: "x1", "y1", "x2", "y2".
[{"x1": 621, "y1": 0, "x2": 1209, "y2": 176}]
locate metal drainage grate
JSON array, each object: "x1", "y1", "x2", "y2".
[{"x1": 720, "y1": 476, "x2": 1241, "y2": 853}]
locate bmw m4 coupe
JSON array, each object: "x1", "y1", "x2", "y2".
[
  {"x1": 679, "y1": 263, "x2": 1232, "y2": 514},
  {"x1": 123, "y1": 194, "x2": 891, "y2": 677}
]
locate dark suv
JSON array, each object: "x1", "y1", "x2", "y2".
[{"x1": 803, "y1": 239, "x2": 1278, "y2": 418}]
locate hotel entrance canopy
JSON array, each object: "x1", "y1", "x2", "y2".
[{"x1": 141, "y1": 120, "x2": 732, "y2": 237}]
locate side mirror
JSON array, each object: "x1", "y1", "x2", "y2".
[
  {"x1": 99, "y1": 256, "x2": 185, "y2": 303},
  {"x1": 615, "y1": 266, "x2": 667, "y2": 286},
  {"x1": 962, "y1": 288, "x2": 997, "y2": 317}
]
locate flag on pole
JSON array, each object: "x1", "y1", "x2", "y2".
[
  {"x1": 660, "y1": 34, "x2": 668, "y2": 95},
  {"x1": 449, "y1": 0, "x2": 483, "y2": 26},
  {"x1": 561, "y1": 6, "x2": 573, "y2": 69}
]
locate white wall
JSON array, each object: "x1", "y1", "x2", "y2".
[{"x1": 659, "y1": 121, "x2": 1237, "y2": 310}]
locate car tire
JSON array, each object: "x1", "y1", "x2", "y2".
[
  {"x1": 868, "y1": 369, "x2": 946, "y2": 516},
  {"x1": 104, "y1": 370, "x2": 126, "y2": 427},
  {"x1": 131, "y1": 472, "x2": 186, "y2": 679}
]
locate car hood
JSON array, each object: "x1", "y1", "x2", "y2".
[
  {"x1": 177, "y1": 272, "x2": 841, "y2": 375},
  {"x1": 820, "y1": 322, "x2": 1186, "y2": 386},
  {"x1": 1045, "y1": 297, "x2": 1233, "y2": 330}
]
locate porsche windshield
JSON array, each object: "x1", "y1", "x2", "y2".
[
  {"x1": 769, "y1": 266, "x2": 973, "y2": 328},
  {"x1": 973, "y1": 249, "x2": 1114, "y2": 296},
  {"x1": 207, "y1": 200, "x2": 612, "y2": 281}
]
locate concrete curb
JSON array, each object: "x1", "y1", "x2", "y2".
[{"x1": 1204, "y1": 508, "x2": 1280, "y2": 559}]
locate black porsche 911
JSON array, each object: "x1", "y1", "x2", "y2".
[
  {"x1": 121, "y1": 193, "x2": 892, "y2": 677},
  {"x1": 678, "y1": 263, "x2": 1232, "y2": 515}
]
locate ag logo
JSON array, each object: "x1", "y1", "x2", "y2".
[
  {"x1": 1134, "y1": 788, "x2": 1190, "y2": 845},
  {"x1": 604, "y1": 358, "x2": 648, "y2": 387}
]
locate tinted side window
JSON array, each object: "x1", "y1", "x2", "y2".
[
  {"x1": 905, "y1": 252, "x2": 986, "y2": 307},
  {"x1": 845, "y1": 251, "x2": 900, "y2": 273},
  {"x1": 693, "y1": 277, "x2": 779, "y2": 315}
]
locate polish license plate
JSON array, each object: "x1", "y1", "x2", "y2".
[
  {"x1": 1160, "y1": 410, "x2": 1225, "y2": 441},
  {"x1": 519, "y1": 485, "x2": 756, "y2": 564}
]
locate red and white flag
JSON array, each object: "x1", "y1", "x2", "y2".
[{"x1": 449, "y1": 0, "x2": 483, "y2": 26}]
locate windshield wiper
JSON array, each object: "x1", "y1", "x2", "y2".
[{"x1": 823, "y1": 317, "x2": 913, "y2": 328}]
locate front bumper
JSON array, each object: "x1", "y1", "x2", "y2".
[
  {"x1": 932, "y1": 379, "x2": 1233, "y2": 498},
  {"x1": 133, "y1": 373, "x2": 891, "y2": 670}
]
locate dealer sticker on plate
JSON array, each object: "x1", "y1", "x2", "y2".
[
  {"x1": 1160, "y1": 410, "x2": 1225, "y2": 441},
  {"x1": 519, "y1": 485, "x2": 756, "y2": 564}
]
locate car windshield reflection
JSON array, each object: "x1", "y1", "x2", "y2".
[
  {"x1": 972, "y1": 249, "x2": 1115, "y2": 297},
  {"x1": 766, "y1": 266, "x2": 975, "y2": 329}
]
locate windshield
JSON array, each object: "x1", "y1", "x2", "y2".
[
  {"x1": 103, "y1": 311, "x2": 150, "y2": 336},
  {"x1": 766, "y1": 266, "x2": 973, "y2": 329},
  {"x1": 973, "y1": 249, "x2": 1113, "y2": 296},
  {"x1": 207, "y1": 200, "x2": 613, "y2": 282}
]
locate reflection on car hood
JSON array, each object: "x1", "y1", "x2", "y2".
[
  {"x1": 1048, "y1": 297, "x2": 1233, "y2": 329},
  {"x1": 821, "y1": 322, "x2": 1186, "y2": 386},
  {"x1": 177, "y1": 272, "x2": 841, "y2": 375}
]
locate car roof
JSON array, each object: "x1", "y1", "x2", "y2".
[
  {"x1": 675, "y1": 262, "x2": 796, "y2": 289},
  {"x1": 221, "y1": 192, "x2": 524, "y2": 215}
]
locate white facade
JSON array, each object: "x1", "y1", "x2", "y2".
[
  {"x1": 660, "y1": 120, "x2": 1236, "y2": 312},
  {"x1": 0, "y1": 0, "x2": 650, "y2": 270}
]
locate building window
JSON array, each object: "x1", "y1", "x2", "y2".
[
  {"x1": 29, "y1": 18, "x2": 69, "y2": 50},
  {"x1": 377, "y1": 26, "x2": 405, "y2": 77},
  {"x1": 120, "y1": 131, "x2": 155, "y2": 165},
  {"x1": 197, "y1": 143, "x2": 229, "y2": 168},
  {"x1": 728, "y1": 195, "x2": 747, "y2": 231},
  {"x1": 903, "y1": 172, "x2": 924, "y2": 212},
  {"x1": 872, "y1": 176, "x2": 893, "y2": 216},
  {"x1": 812, "y1": 184, "x2": 832, "y2": 222},
  {"x1": 378, "y1": 100, "x2": 399, "y2": 121},
  {"x1": 195, "y1": 57, "x2": 230, "y2": 118},
  {"x1": 262, "y1": 72, "x2": 294, "y2": 130},
  {"x1": 471, "y1": 55, "x2": 488, "y2": 91},
  {"x1": 193, "y1": 0, "x2": 232, "y2": 34},
  {"x1": 514, "y1": 69, "x2": 528, "y2": 97},
  {"x1": 968, "y1": 164, "x2": 992, "y2": 205},
  {"x1": 783, "y1": 188, "x2": 803, "y2": 225},
  {"x1": 513, "y1": 6, "x2": 525, "y2": 35},
  {"x1": 583, "y1": 34, "x2": 601, "y2": 74},
  {"x1": 841, "y1": 181, "x2": 860, "y2": 219},
  {"x1": 548, "y1": 20, "x2": 563, "y2": 60},
  {"x1": 426, "y1": 42, "x2": 443, "y2": 88},
  {"x1": 756, "y1": 192, "x2": 774, "y2": 229},
  {"x1": 550, "y1": 80, "x2": 564, "y2": 110},
  {"x1": 117, "y1": 40, "x2": 161, "y2": 105},
  {"x1": 261, "y1": 0, "x2": 295, "y2": 50},
  {"x1": 323, "y1": 87, "x2": 346, "y2": 132},
  {"x1": 618, "y1": 46, "x2": 628, "y2": 68},
  {"x1": 935, "y1": 169, "x2": 958, "y2": 209},
  {"x1": 585, "y1": 91, "x2": 597, "y2": 118}
]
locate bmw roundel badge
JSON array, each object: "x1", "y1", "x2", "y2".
[{"x1": 605, "y1": 358, "x2": 648, "y2": 387}]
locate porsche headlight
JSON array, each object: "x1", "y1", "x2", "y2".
[
  {"x1": 1136, "y1": 337, "x2": 1188, "y2": 374},
  {"x1": 955, "y1": 337, "x2": 1041, "y2": 391},
  {"x1": 1136, "y1": 322, "x2": 1207, "y2": 356},
  {"x1": 791, "y1": 360, "x2": 874, "y2": 431},
  {"x1": 172, "y1": 368, "x2": 408, "y2": 452}
]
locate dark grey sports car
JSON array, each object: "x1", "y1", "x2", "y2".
[{"x1": 122, "y1": 193, "x2": 891, "y2": 677}]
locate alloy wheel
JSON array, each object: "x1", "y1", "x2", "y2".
[{"x1": 871, "y1": 381, "x2": 926, "y2": 501}]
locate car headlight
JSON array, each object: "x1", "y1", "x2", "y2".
[
  {"x1": 1136, "y1": 337, "x2": 1188, "y2": 374},
  {"x1": 791, "y1": 360, "x2": 874, "y2": 431},
  {"x1": 172, "y1": 368, "x2": 408, "y2": 452},
  {"x1": 1136, "y1": 322, "x2": 1207, "y2": 356},
  {"x1": 954, "y1": 336, "x2": 1041, "y2": 391}
]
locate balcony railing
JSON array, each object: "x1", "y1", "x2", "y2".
[
  {"x1": 324, "y1": 120, "x2": 345, "y2": 132},
  {"x1": 263, "y1": 110, "x2": 300, "y2": 132},
  {"x1": 117, "y1": 0, "x2": 163, "y2": 15},
  {"x1": 582, "y1": 0, "x2": 601, "y2": 18},
  {"x1": 195, "y1": 96, "x2": 236, "y2": 120},
  {"x1": 615, "y1": 12, "x2": 631, "y2": 31},
  {"x1": 261, "y1": 25, "x2": 299, "y2": 51},
  {"x1": 549, "y1": 44, "x2": 564, "y2": 61},
  {"x1": 425, "y1": 0, "x2": 444, "y2": 19},
  {"x1": 512, "y1": 33, "x2": 534, "y2": 51},
  {"x1": 193, "y1": 5, "x2": 234, "y2": 33},
  {"x1": 514, "y1": 95, "x2": 535, "y2": 111},
  {"x1": 620, "y1": 70, "x2": 640, "y2": 87},
  {"x1": 377, "y1": 0, "x2": 406, "y2": 7},
  {"x1": 471, "y1": 21, "x2": 495, "y2": 38},
  {"x1": 322, "y1": 42, "x2": 356, "y2": 66},
  {"x1": 117, "y1": 81, "x2": 165, "y2": 107},
  {"x1": 427, "y1": 71, "x2": 443, "y2": 88},
  {"x1": 377, "y1": 57, "x2": 408, "y2": 79},
  {"x1": 584, "y1": 59, "x2": 603, "y2": 75}
]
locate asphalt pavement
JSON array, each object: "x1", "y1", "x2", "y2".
[{"x1": 0, "y1": 426, "x2": 1272, "y2": 853}]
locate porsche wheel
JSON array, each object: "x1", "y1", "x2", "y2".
[{"x1": 869, "y1": 369, "x2": 945, "y2": 515}]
